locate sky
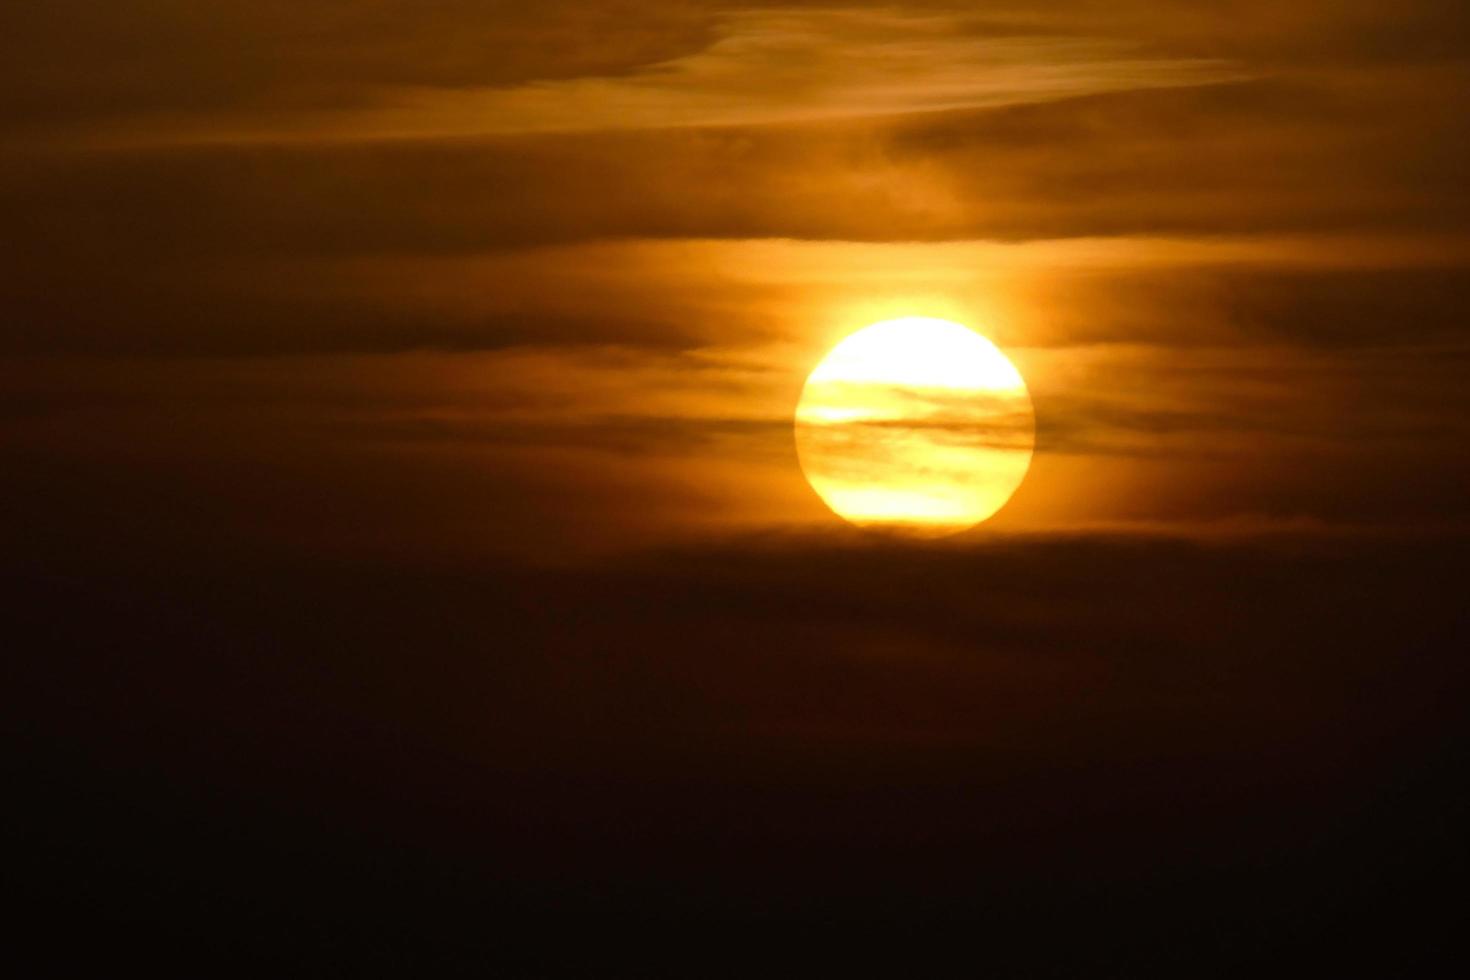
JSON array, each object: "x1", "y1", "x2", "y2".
[{"x1": 5, "y1": 2, "x2": 1469, "y2": 972}]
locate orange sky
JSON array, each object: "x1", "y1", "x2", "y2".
[
  {"x1": 5, "y1": 2, "x2": 1470, "y2": 566},
  {"x1": 5, "y1": 4, "x2": 1470, "y2": 969}
]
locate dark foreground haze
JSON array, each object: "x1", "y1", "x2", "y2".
[
  {"x1": 10, "y1": 532, "x2": 1468, "y2": 971},
  {"x1": 5, "y1": 1, "x2": 1469, "y2": 973}
]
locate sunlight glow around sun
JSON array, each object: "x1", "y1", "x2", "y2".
[{"x1": 795, "y1": 317, "x2": 1035, "y2": 534}]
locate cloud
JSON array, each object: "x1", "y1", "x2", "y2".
[
  {"x1": 228, "y1": 10, "x2": 1244, "y2": 143},
  {"x1": 11, "y1": 525, "x2": 1468, "y2": 812},
  {"x1": 6, "y1": 69, "x2": 1467, "y2": 291},
  {"x1": 0, "y1": 1, "x2": 717, "y2": 128},
  {"x1": 3, "y1": 2, "x2": 1469, "y2": 547},
  {"x1": 5, "y1": 7, "x2": 1469, "y2": 954},
  {"x1": 11, "y1": 8, "x2": 1241, "y2": 147},
  {"x1": 10, "y1": 436, "x2": 1469, "y2": 969},
  {"x1": 9, "y1": 2, "x2": 1467, "y2": 139},
  {"x1": 6, "y1": 230, "x2": 1469, "y2": 357}
]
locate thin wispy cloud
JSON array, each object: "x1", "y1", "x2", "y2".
[{"x1": 75, "y1": 9, "x2": 1246, "y2": 146}]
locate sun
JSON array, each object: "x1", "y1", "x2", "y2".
[{"x1": 795, "y1": 317, "x2": 1034, "y2": 535}]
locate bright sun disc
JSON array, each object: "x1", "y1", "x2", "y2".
[{"x1": 795, "y1": 317, "x2": 1034, "y2": 535}]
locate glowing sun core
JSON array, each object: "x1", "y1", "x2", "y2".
[{"x1": 795, "y1": 317, "x2": 1034, "y2": 534}]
